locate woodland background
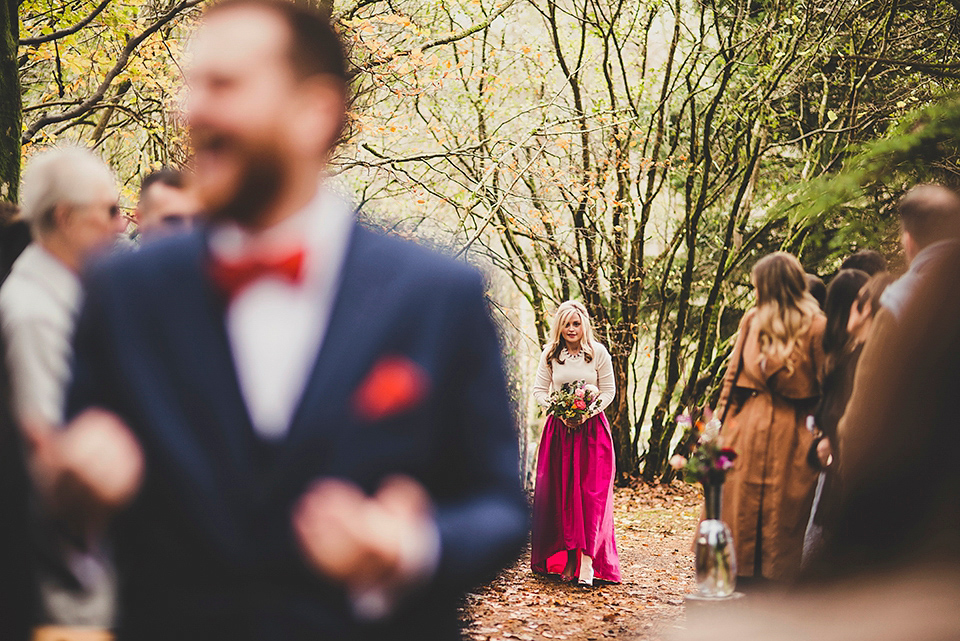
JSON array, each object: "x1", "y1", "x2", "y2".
[{"x1": 3, "y1": 0, "x2": 960, "y2": 484}]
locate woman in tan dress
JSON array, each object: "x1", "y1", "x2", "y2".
[{"x1": 716, "y1": 252, "x2": 826, "y2": 584}]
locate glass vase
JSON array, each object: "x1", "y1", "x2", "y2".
[{"x1": 694, "y1": 483, "x2": 737, "y2": 598}]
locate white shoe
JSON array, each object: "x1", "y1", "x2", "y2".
[{"x1": 578, "y1": 553, "x2": 594, "y2": 586}]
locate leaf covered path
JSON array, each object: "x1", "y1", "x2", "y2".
[{"x1": 462, "y1": 482, "x2": 702, "y2": 641}]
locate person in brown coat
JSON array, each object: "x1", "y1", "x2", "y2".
[{"x1": 716, "y1": 251, "x2": 826, "y2": 584}]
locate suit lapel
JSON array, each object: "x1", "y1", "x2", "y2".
[
  {"x1": 277, "y1": 226, "x2": 395, "y2": 467},
  {"x1": 165, "y1": 231, "x2": 262, "y2": 495}
]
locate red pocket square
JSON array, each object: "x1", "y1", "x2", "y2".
[{"x1": 352, "y1": 356, "x2": 430, "y2": 422}]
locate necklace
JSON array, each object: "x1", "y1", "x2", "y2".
[{"x1": 562, "y1": 347, "x2": 583, "y2": 360}]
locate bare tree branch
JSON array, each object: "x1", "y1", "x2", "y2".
[
  {"x1": 22, "y1": 0, "x2": 203, "y2": 144},
  {"x1": 360, "y1": 0, "x2": 516, "y2": 70}
]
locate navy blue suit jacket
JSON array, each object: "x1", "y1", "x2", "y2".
[{"x1": 67, "y1": 223, "x2": 528, "y2": 640}]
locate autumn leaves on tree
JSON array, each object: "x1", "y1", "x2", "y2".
[{"x1": 6, "y1": 0, "x2": 960, "y2": 481}]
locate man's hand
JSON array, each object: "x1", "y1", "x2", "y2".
[
  {"x1": 292, "y1": 475, "x2": 434, "y2": 593},
  {"x1": 29, "y1": 409, "x2": 145, "y2": 529}
]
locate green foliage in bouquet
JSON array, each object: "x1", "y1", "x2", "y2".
[{"x1": 546, "y1": 380, "x2": 601, "y2": 428}]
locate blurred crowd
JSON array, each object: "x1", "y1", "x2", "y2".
[{"x1": 684, "y1": 184, "x2": 960, "y2": 639}]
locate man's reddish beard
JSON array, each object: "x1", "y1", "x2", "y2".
[{"x1": 198, "y1": 138, "x2": 290, "y2": 229}]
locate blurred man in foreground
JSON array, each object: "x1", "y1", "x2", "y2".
[
  {"x1": 0, "y1": 147, "x2": 125, "y2": 633},
  {"x1": 53, "y1": 1, "x2": 527, "y2": 639},
  {"x1": 133, "y1": 168, "x2": 202, "y2": 241}
]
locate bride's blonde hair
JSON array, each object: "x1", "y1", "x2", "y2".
[
  {"x1": 545, "y1": 300, "x2": 596, "y2": 365},
  {"x1": 751, "y1": 252, "x2": 821, "y2": 373}
]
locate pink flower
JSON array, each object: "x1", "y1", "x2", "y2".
[
  {"x1": 669, "y1": 454, "x2": 687, "y2": 470},
  {"x1": 573, "y1": 399, "x2": 587, "y2": 410},
  {"x1": 676, "y1": 413, "x2": 692, "y2": 429},
  {"x1": 574, "y1": 388, "x2": 585, "y2": 398},
  {"x1": 716, "y1": 456, "x2": 734, "y2": 471}
]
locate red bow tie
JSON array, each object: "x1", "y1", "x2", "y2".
[{"x1": 209, "y1": 248, "x2": 306, "y2": 301}]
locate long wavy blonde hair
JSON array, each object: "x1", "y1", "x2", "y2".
[
  {"x1": 751, "y1": 252, "x2": 821, "y2": 374},
  {"x1": 544, "y1": 300, "x2": 596, "y2": 365}
]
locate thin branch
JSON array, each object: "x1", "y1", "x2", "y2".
[
  {"x1": 828, "y1": 54, "x2": 960, "y2": 78},
  {"x1": 333, "y1": 0, "x2": 381, "y2": 22},
  {"x1": 19, "y1": 0, "x2": 113, "y2": 46},
  {"x1": 360, "y1": 0, "x2": 516, "y2": 70}
]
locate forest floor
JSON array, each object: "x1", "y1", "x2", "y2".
[{"x1": 461, "y1": 481, "x2": 702, "y2": 641}]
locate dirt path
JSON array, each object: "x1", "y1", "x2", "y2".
[{"x1": 461, "y1": 482, "x2": 702, "y2": 641}]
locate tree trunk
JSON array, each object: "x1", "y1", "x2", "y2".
[
  {"x1": 607, "y1": 348, "x2": 635, "y2": 484},
  {"x1": 0, "y1": 0, "x2": 20, "y2": 203}
]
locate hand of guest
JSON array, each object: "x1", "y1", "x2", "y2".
[
  {"x1": 26, "y1": 409, "x2": 145, "y2": 530},
  {"x1": 562, "y1": 416, "x2": 582, "y2": 429},
  {"x1": 817, "y1": 437, "x2": 834, "y2": 468},
  {"x1": 293, "y1": 475, "x2": 435, "y2": 598}
]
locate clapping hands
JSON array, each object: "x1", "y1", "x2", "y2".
[
  {"x1": 293, "y1": 474, "x2": 436, "y2": 615},
  {"x1": 26, "y1": 408, "x2": 144, "y2": 530}
]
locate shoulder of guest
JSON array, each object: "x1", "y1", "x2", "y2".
[
  {"x1": 810, "y1": 311, "x2": 828, "y2": 334},
  {"x1": 81, "y1": 230, "x2": 205, "y2": 290},
  {"x1": 0, "y1": 271, "x2": 55, "y2": 324}
]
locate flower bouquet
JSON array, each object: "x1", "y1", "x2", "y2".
[
  {"x1": 669, "y1": 409, "x2": 737, "y2": 487},
  {"x1": 546, "y1": 380, "x2": 601, "y2": 428},
  {"x1": 670, "y1": 408, "x2": 738, "y2": 598}
]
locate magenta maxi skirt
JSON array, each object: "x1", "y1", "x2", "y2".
[{"x1": 530, "y1": 413, "x2": 621, "y2": 583}]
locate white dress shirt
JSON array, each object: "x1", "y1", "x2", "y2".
[
  {"x1": 880, "y1": 239, "x2": 960, "y2": 321},
  {"x1": 209, "y1": 186, "x2": 354, "y2": 439},
  {"x1": 0, "y1": 243, "x2": 83, "y2": 427}
]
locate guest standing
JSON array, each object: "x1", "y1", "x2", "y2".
[
  {"x1": 0, "y1": 147, "x2": 125, "y2": 631},
  {"x1": 716, "y1": 252, "x2": 826, "y2": 584},
  {"x1": 801, "y1": 268, "x2": 869, "y2": 563},
  {"x1": 531, "y1": 300, "x2": 620, "y2": 586},
  {"x1": 133, "y1": 168, "x2": 203, "y2": 242},
  {"x1": 879, "y1": 184, "x2": 960, "y2": 321},
  {"x1": 804, "y1": 273, "x2": 826, "y2": 310}
]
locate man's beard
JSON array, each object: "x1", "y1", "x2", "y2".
[{"x1": 200, "y1": 140, "x2": 289, "y2": 229}]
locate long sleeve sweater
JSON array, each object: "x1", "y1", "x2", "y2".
[{"x1": 532, "y1": 341, "x2": 616, "y2": 413}]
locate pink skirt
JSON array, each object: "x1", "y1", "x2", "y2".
[{"x1": 530, "y1": 413, "x2": 621, "y2": 582}]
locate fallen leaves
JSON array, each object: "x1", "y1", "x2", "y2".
[{"x1": 460, "y1": 481, "x2": 701, "y2": 641}]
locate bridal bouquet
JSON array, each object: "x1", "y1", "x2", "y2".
[
  {"x1": 546, "y1": 380, "x2": 601, "y2": 428},
  {"x1": 670, "y1": 408, "x2": 737, "y2": 485}
]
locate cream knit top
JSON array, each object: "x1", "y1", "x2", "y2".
[{"x1": 533, "y1": 341, "x2": 616, "y2": 413}]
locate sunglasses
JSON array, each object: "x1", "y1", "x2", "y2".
[{"x1": 159, "y1": 213, "x2": 195, "y2": 229}]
